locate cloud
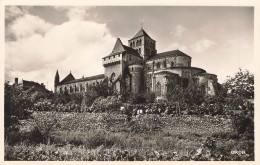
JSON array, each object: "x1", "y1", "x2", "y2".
[
  {"x1": 8, "y1": 14, "x2": 53, "y2": 40},
  {"x1": 53, "y1": 6, "x2": 92, "y2": 21},
  {"x1": 5, "y1": 12, "x2": 118, "y2": 90},
  {"x1": 67, "y1": 7, "x2": 91, "y2": 20},
  {"x1": 173, "y1": 25, "x2": 186, "y2": 37},
  {"x1": 5, "y1": 6, "x2": 31, "y2": 20},
  {"x1": 163, "y1": 42, "x2": 187, "y2": 53},
  {"x1": 192, "y1": 38, "x2": 215, "y2": 53}
]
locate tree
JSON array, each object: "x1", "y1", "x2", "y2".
[
  {"x1": 4, "y1": 81, "x2": 32, "y2": 129},
  {"x1": 166, "y1": 83, "x2": 205, "y2": 106},
  {"x1": 4, "y1": 81, "x2": 33, "y2": 144},
  {"x1": 222, "y1": 68, "x2": 254, "y2": 99}
]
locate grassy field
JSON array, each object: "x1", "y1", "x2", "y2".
[{"x1": 5, "y1": 111, "x2": 254, "y2": 161}]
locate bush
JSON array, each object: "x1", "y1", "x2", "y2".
[
  {"x1": 130, "y1": 94, "x2": 146, "y2": 104},
  {"x1": 90, "y1": 96, "x2": 122, "y2": 113},
  {"x1": 231, "y1": 114, "x2": 254, "y2": 135}
]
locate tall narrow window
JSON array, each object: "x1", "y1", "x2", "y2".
[
  {"x1": 129, "y1": 55, "x2": 131, "y2": 61},
  {"x1": 171, "y1": 61, "x2": 174, "y2": 68},
  {"x1": 157, "y1": 62, "x2": 161, "y2": 69}
]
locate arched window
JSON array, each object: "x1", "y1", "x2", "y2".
[
  {"x1": 70, "y1": 86, "x2": 73, "y2": 93},
  {"x1": 140, "y1": 39, "x2": 142, "y2": 45},
  {"x1": 156, "y1": 82, "x2": 161, "y2": 96},
  {"x1": 164, "y1": 60, "x2": 167, "y2": 68},
  {"x1": 111, "y1": 72, "x2": 116, "y2": 82},
  {"x1": 201, "y1": 84, "x2": 206, "y2": 95},
  {"x1": 74, "y1": 85, "x2": 77, "y2": 93},
  {"x1": 171, "y1": 61, "x2": 174, "y2": 68},
  {"x1": 64, "y1": 87, "x2": 68, "y2": 94},
  {"x1": 130, "y1": 42, "x2": 132, "y2": 47},
  {"x1": 139, "y1": 48, "x2": 141, "y2": 54},
  {"x1": 133, "y1": 41, "x2": 135, "y2": 47},
  {"x1": 80, "y1": 84, "x2": 82, "y2": 92},
  {"x1": 157, "y1": 62, "x2": 161, "y2": 69}
]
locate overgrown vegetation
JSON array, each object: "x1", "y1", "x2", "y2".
[{"x1": 4, "y1": 68, "x2": 254, "y2": 161}]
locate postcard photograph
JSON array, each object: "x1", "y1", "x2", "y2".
[{"x1": 3, "y1": 5, "x2": 255, "y2": 161}]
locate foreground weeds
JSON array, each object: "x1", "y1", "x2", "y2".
[{"x1": 5, "y1": 112, "x2": 254, "y2": 161}]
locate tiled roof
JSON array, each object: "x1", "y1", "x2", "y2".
[
  {"x1": 128, "y1": 61, "x2": 144, "y2": 66},
  {"x1": 63, "y1": 74, "x2": 105, "y2": 84},
  {"x1": 195, "y1": 72, "x2": 217, "y2": 77},
  {"x1": 59, "y1": 72, "x2": 75, "y2": 84},
  {"x1": 130, "y1": 28, "x2": 153, "y2": 40},
  {"x1": 123, "y1": 45, "x2": 142, "y2": 58},
  {"x1": 103, "y1": 38, "x2": 142, "y2": 58},
  {"x1": 147, "y1": 50, "x2": 191, "y2": 61},
  {"x1": 154, "y1": 71, "x2": 179, "y2": 75}
]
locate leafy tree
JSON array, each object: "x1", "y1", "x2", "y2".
[
  {"x1": 166, "y1": 83, "x2": 205, "y2": 106},
  {"x1": 4, "y1": 81, "x2": 32, "y2": 129},
  {"x1": 4, "y1": 81, "x2": 34, "y2": 144},
  {"x1": 222, "y1": 68, "x2": 254, "y2": 99}
]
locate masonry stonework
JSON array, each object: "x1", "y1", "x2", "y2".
[{"x1": 55, "y1": 28, "x2": 219, "y2": 98}]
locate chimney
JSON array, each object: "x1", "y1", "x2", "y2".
[{"x1": 15, "y1": 78, "x2": 18, "y2": 85}]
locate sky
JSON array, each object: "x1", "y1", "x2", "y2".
[{"x1": 5, "y1": 6, "x2": 254, "y2": 91}]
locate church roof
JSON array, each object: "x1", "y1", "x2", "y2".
[
  {"x1": 111, "y1": 38, "x2": 125, "y2": 54},
  {"x1": 128, "y1": 61, "x2": 144, "y2": 66},
  {"x1": 103, "y1": 38, "x2": 142, "y2": 59},
  {"x1": 195, "y1": 72, "x2": 217, "y2": 77},
  {"x1": 123, "y1": 45, "x2": 141, "y2": 57},
  {"x1": 55, "y1": 70, "x2": 59, "y2": 78},
  {"x1": 63, "y1": 74, "x2": 105, "y2": 84},
  {"x1": 147, "y1": 49, "x2": 191, "y2": 61},
  {"x1": 154, "y1": 71, "x2": 179, "y2": 75},
  {"x1": 59, "y1": 72, "x2": 75, "y2": 85},
  {"x1": 130, "y1": 28, "x2": 153, "y2": 40}
]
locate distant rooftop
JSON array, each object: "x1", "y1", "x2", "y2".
[
  {"x1": 147, "y1": 49, "x2": 191, "y2": 61},
  {"x1": 129, "y1": 28, "x2": 154, "y2": 40},
  {"x1": 64, "y1": 74, "x2": 105, "y2": 84}
]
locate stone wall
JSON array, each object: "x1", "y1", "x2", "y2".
[
  {"x1": 196, "y1": 74, "x2": 218, "y2": 96},
  {"x1": 129, "y1": 64, "x2": 143, "y2": 94},
  {"x1": 152, "y1": 72, "x2": 179, "y2": 97},
  {"x1": 146, "y1": 55, "x2": 191, "y2": 71},
  {"x1": 58, "y1": 77, "x2": 104, "y2": 94}
]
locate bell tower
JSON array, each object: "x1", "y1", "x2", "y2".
[{"x1": 128, "y1": 28, "x2": 157, "y2": 60}]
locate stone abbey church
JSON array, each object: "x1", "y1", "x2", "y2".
[{"x1": 54, "y1": 28, "x2": 218, "y2": 98}]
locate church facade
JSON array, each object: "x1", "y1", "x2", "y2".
[{"x1": 54, "y1": 28, "x2": 218, "y2": 98}]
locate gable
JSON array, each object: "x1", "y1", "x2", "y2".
[{"x1": 111, "y1": 38, "x2": 125, "y2": 54}]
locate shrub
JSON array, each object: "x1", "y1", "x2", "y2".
[
  {"x1": 231, "y1": 114, "x2": 254, "y2": 135},
  {"x1": 90, "y1": 96, "x2": 122, "y2": 113},
  {"x1": 130, "y1": 94, "x2": 146, "y2": 104}
]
